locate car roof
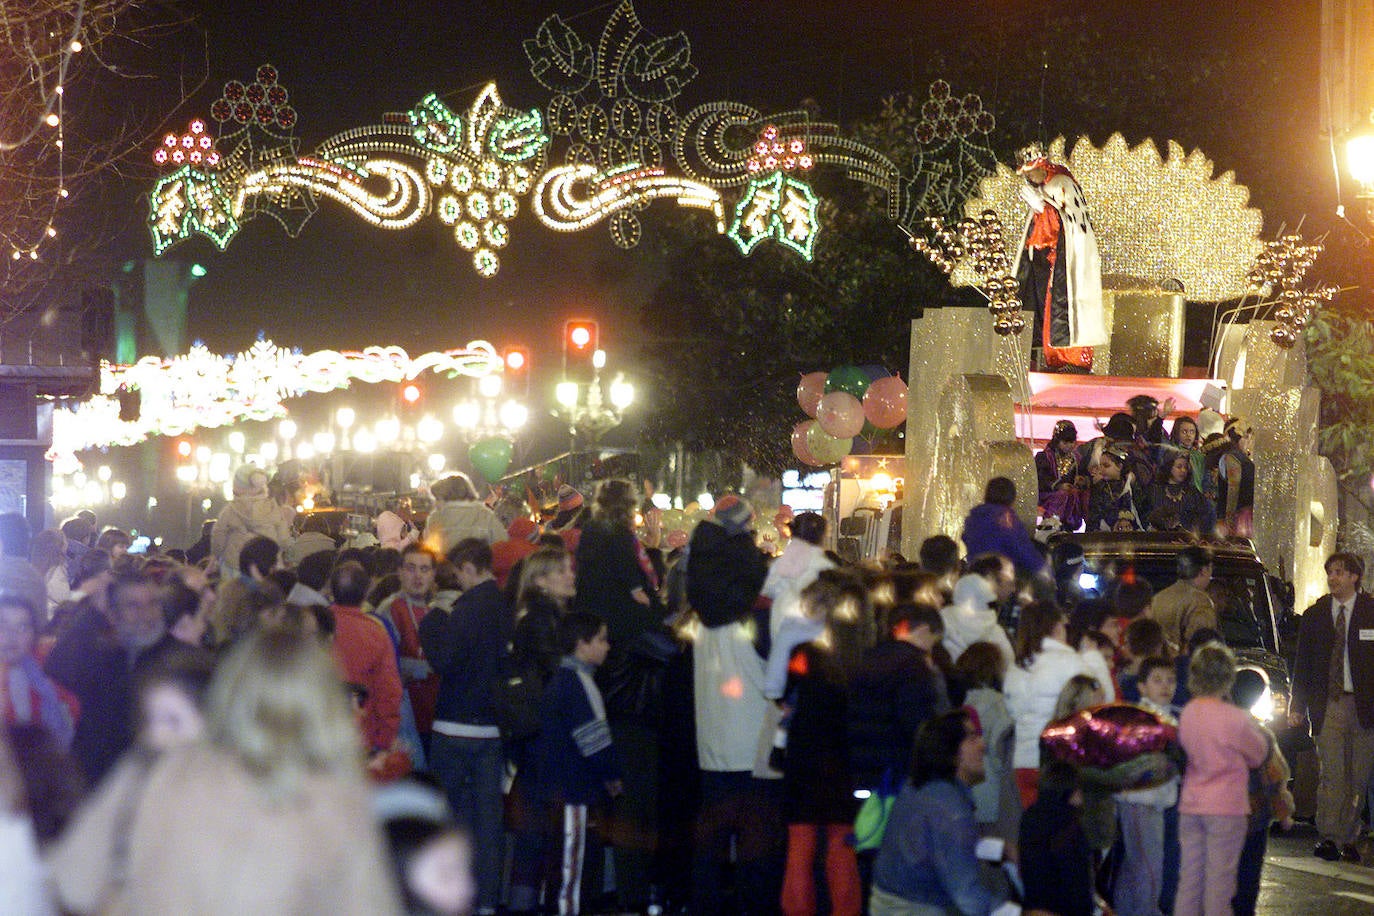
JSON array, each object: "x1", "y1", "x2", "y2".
[{"x1": 1049, "y1": 531, "x2": 1266, "y2": 567}]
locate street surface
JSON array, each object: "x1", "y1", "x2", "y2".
[{"x1": 1258, "y1": 823, "x2": 1374, "y2": 914}]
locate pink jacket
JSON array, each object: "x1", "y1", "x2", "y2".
[{"x1": 1178, "y1": 696, "x2": 1268, "y2": 816}]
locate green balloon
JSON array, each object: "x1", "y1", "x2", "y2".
[
  {"x1": 825, "y1": 365, "x2": 870, "y2": 401},
  {"x1": 806, "y1": 423, "x2": 852, "y2": 465},
  {"x1": 468, "y1": 436, "x2": 513, "y2": 481}
]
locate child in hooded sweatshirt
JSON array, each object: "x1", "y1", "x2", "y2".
[
  {"x1": 534, "y1": 612, "x2": 622, "y2": 916},
  {"x1": 210, "y1": 467, "x2": 291, "y2": 575}
]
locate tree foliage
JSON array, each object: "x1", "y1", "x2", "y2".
[{"x1": 0, "y1": 0, "x2": 194, "y2": 329}]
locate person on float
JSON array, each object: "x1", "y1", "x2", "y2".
[
  {"x1": 1036, "y1": 420, "x2": 1088, "y2": 531},
  {"x1": 1144, "y1": 450, "x2": 1215, "y2": 536},
  {"x1": 1212, "y1": 418, "x2": 1255, "y2": 539},
  {"x1": 1013, "y1": 143, "x2": 1107, "y2": 372},
  {"x1": 1168, "y1": 416, "x2": 1209, "y2": 497},
  {"x1": 1086, "y1": 445, "x2": 1142, "y2": 532}
]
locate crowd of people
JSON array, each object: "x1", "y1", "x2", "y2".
[
  {"x1": 1035, "y1": 397, "x2": 1255, "y2": 538},
  {"x1": 0, "y1": 459, "x2": 1333, "y2": 916}
]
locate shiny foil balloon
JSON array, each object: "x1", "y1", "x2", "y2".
[{"x1": 1040, "y1": 703, "x2": 1177, "y2": 769}]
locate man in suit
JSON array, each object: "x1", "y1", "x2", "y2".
[{"x1": 1289, "y1": 552, "x2": 1374, "y2": 862}]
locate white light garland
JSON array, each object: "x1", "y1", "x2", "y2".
[
  {"x1": 534, "y1": 162, "x2": 723, "y2": 233},
  {"x1": 48, "y1": 338, "x2": 505, "y2": 463}
]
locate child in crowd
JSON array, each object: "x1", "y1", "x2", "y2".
[
  {"x1": 1230, "y1": 668, "x2": 1294, "y2": 916},
  {"x1": 1020, "y1": 759, "x2": 1097, "y2": 916},
  {"x1": 1114, "y1": 657, "x2": 1180, "y2": 916},
  {"x1": 535, "y1": 612, "x2": 622, "y2": 916},
  {"x1": 1174, "y1": 643, "x2": 1268, "y2": 916},
  {"x1": 135, "y1": 649, "x2": 217, "y2": 753},
  {"x1": 384, "y1": 812, "x2": 475, "y2": 916},
  {"x1": 954, "y1": 642, "x2": 1019, "y2": 852},
  {"x1": 1117, "y1": 618, "x2": 1167, "y2": 703}
]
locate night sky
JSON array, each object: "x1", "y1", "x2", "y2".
[{"x1": 90, "y1": 1, "x2": 1329, "y2": 398}]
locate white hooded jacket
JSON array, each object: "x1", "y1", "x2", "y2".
[{"x1": 940, "y1": 574, "x2": 1015, "y2": 667}]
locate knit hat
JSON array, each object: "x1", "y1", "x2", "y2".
[
  {"x1": 557, "y1": 485, "x2": 584, "y2": 512},
  {"x1": 713, "y1": 495, "x2": 754, "y2": 535},
  {"x1": 1099, "y1": 413, "x2": 1136, "y2": 441}
]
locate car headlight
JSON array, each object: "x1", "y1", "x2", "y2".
[{"x1": 1249, "y1": 685, "x2": 1274, "y2": 724}]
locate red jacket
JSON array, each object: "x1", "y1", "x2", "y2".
[
  {"x1": 331, "y1": 604, "x2": 402, "y2": 751},
  {"x1": 382, "y1": 593, "x2": 439, "y2": 733}
]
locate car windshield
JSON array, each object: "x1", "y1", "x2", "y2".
[{"x1": 1073, "y1": 555, "x2": 1274, "y2": 652}]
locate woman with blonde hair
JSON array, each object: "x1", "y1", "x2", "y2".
[{"x1": 48, "y1": 629, "x2": 401, "y2": 914}]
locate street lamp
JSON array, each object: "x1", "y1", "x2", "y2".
[{"x1": 552, "y1": 352, "x2": 635, "y2": 445}]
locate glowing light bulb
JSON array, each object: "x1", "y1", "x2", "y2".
[
  {"x1": 44, "y1": 113, "x2": 59, "y2": 127},
  {"x1": 69, "y1": 39, "x2": 83, "y2": 53}
]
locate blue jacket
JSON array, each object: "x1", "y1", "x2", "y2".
[
  {"x1": 961, "y1": 502, "x2": 1045, "y2": 575},
  {"x1": 419, "y1": 578, "x2": 512, "y2": 729},
  {"x1": 535, "y1": 658, "x2": 622, "y2": 805},
  {"x1": 872, "y1": 779, "x2": 1004, "y2": 915}
]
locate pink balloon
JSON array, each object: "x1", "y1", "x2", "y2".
[
  {"x1": 816, "y1": 391, "x2": 865, "y2": 438},
  {"x1": 665, "y1": 530, "x2": 689, "y2": 549},
  {"x1": 863, "y1": 375, "x2": 909, "y2": 428},
  {"x1": 797, "y1": 371, "x2": 827, "y2": 418},
  {"x1": 792, "y1": 420, "x2": 821, "y2": 466}
]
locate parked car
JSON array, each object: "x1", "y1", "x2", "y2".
[{"x1": 1047, "y1": 531, "x2": 1298, "y2": 750}]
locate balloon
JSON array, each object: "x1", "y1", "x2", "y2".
[
  {"x1": 859, "y1": 363, "x2": 891, "y2": 382},
  {"x1": 806, "y1": 423, "x2": 852, "y2": 464},
  {"x1": 816, "y1": 391, "x2": 865, "y2": 438},
  {"x1": 665, "y1": 529, "x2": 689, "y2": 549},
  {"x1": 467, "y1": 436, "x2": 513, "y2": 481},
  {"x1": 863, "y1": 375, "x2": 909, "y2": 428},
  {"x1": 825, "y1": 365, "x2": 869, "y2": 401},
  {"x1": 792, "y1": 420, "x2": 821, "y2": 466},
  {"x1": 661, "y1": 509, "x2": 687, "y2": 530},
  {"x1": 797, "y1": 372, "x2": 827, "y2": 417}
]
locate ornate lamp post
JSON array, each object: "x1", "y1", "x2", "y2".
[{"x1": 553, "y1": 348, "x2": 635, "y2": 447}]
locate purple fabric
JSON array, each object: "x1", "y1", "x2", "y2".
[{"x1": 961, "y1": 503, "x2": 1045, "y2": 575}]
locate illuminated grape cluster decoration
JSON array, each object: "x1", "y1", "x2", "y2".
[
  {"x1": 210, "y1": 64, "x2": 297, "y2": 134},
  {"x1": 914, "y1": 80, "x2": 996, "y2": 146},
  {"x1": 524, "y1": 0, "x2": 698, "y2": 248},
  {"x1": 1244, "y1": 234, "x2": 1337, "y2": 349},
  {"x1": 405, "y1": 87, "x2": 548, "y2": 277},
  {"x1": 910, "y1": 210, "x2": 1025, "y2": 336},
  {"x1": 153, "y1": 120, "x2": 221, "y2": 170}
]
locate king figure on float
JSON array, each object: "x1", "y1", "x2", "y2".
[{"x1": 1014, "y1": 144, "x2": 1107, "y2": 371}]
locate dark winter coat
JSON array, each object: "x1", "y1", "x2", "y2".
[
  {"x1": 419, "y1": 579, "x2": 513, "y2": 729},
  {"x1": 1019, "y1": 784, "x2": 1095, "y2": 916},
  {"x1": 685, "y1": 521, "x2": 768, "y2": 628},
  {"x1": 847, "y1": 640, "x2": 949, "y2": 789},
  {"x1": 780, "y1": 642, "x2": 856, "y2": 824},
  {"x1": 573, "y1": 519, "x2": 663, "y2": 648}
]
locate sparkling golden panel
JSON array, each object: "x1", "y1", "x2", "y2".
[
  {"x1": 960, "y1": 134, "x2": 1263, "y2": 302},
  {"x1": 1104, "y1": 291, "x2": 1185, "y2": 378},
  {"x1": 904, "y1": 311, "x2": 1036, "y2": 559}
]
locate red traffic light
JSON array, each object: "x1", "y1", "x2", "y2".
[
  {"x1": 402, "y1": 383, "x2": 422, "y2": 404},
  {"x1": 503, "y1": 346, "x2": 529, "y2": 371},
  {"x1": 565, "y1": 320, "x2": 598, "y2": 352}
]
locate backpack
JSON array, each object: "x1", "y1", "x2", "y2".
[{"x1": 493, "y1": 657, "x2": 546, "y2": 743}]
